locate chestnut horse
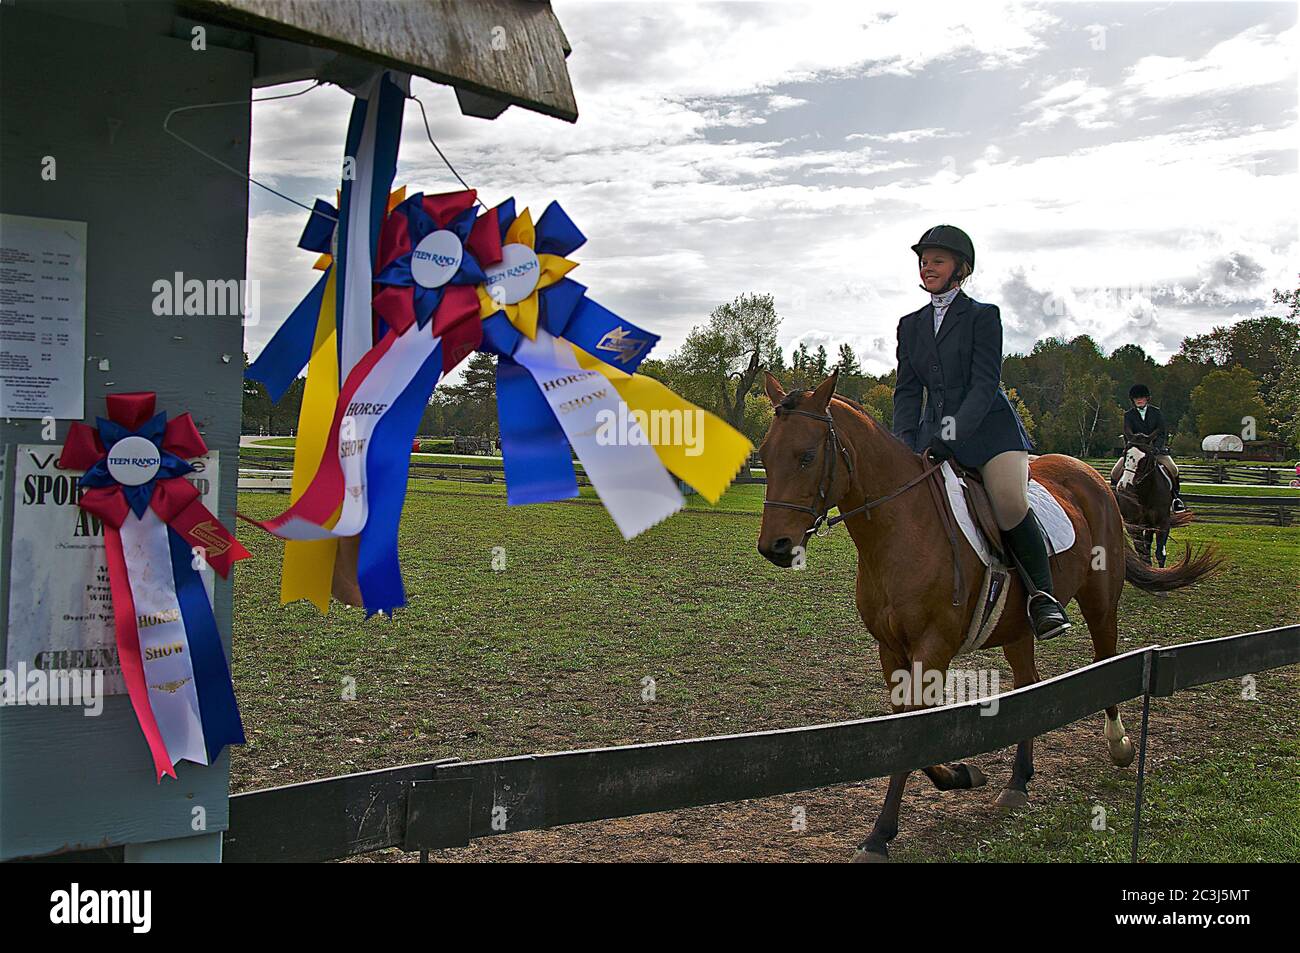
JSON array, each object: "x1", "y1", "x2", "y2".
[{"x1": 757, "y1": 371, "x2": 1221, "y2": 862}]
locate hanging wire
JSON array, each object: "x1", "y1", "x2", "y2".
[
  {"x1": 162, "y1": 81, "x2": 337, "y2": 220},
  {"x1": 409, "y1": 92, "x2": 487, "y2": 210},
  {"x1": 165, "y1": 79, "x2": 487, "y2": 219}
]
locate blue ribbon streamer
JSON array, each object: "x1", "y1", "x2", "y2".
[
  {"x1": 299, "y1": 199, "x2": 337, "y2": 254},
  {"x1": 336, "y1": 72, "x2": 406, "y2": 361},
  {"x1": 564, "y1": 295, "x2": 659, "y2": 374},
  {"x1": 356, "y1": 341, "x2": 446, "y2": 616},
  {"x1": 494, "y1": 352, "x2": 579, "y2": 505},
  {"x1": 245, "y1": 271, "x2": 329, "y2": 403},
  {"x1": 167, "y1": 527, "x2": 245, "y2": 762}
]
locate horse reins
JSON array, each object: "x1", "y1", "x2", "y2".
[{"x1": 761, "y1": 406, "x2": 965, "y2": 605}]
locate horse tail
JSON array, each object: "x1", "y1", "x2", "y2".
[
  {"x1": 1123, "y1": 542, "x2": 1223, "y2": 593},
  {"x1": 1170, "y1": 509, "x2": 1195, "y2": 529}
]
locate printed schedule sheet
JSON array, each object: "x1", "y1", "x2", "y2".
[{"x1": 0, "y1": 213, "x2": 86, "y2": 419}]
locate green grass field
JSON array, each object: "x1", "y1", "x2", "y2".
[
  {"x1": 1183, "y1": 483, "x2": 1299, "y2": 498},
  {"x1": 232, "y1": 477, "x2": 1299, "y2": 862}
]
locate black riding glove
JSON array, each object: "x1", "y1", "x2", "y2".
[{"x1": 926, "y1": 436, "x2": 954, "y2": 464}]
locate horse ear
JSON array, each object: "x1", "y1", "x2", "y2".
[
  {"x1": 763, "y1": 371, "x2": 786, "y2": 406},
  {"x1": 808, "y1": 369, "x2": 839, "y2": 411}
]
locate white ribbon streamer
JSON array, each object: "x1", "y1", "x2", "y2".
[
  {"x1": 118, "y1": 508, "x2": 208, "y2": 768},
  {"x1": 338, "y1": 70, "x2": 410, "y2": 380},
  {"x1": 267, "y1": 327, "x2": 441, "y2": 541},
  {"x1": 513, "y1": 329, "x2": 684, "y2": 539}
]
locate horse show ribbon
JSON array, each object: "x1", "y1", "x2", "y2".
[
  {"x1": 59, "y1": 393, "x2": 249, "y2": 781},
  {"x1": 245, "y1": 189, "x2": 503, "y2": 615},
  {"x1": 477, "y1": 198, "x2": 753, "y2": 537},
  {"x1": 244, "y1": 69, "x2": 411, "y2": 613}
]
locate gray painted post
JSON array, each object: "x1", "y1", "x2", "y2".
[{"x1": 0, "y1": 3, "x2": 251, "y2": 860}]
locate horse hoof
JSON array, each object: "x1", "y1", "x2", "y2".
[
  {"x1": 964, "y1": 764, "x2": 988, "y2": 788},
  {"x1": 851, "y1": 847, "x2": 889, "y2": 863},
  {"x1": 994, "y1": 788, "x2": 1030, "y2": 811},
  {"x1": 1109, "y1": 736, "x2": 1137, "y2": 768}
]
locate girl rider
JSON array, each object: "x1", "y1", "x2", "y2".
[
  {"x1": 1110, "y1": 384, "x2": 1186, "y2": 514},
  {"x1": 892, "y1": 225, "x2": 1071, "y2": 642}
]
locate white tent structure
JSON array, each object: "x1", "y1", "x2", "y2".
[{"x1": 1201, "y1": 434, "x2": 1245, "y2": 454}]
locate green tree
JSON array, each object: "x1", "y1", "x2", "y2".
[
  {"x1": 436, "y1": 351, "x2": 498, "y2": 435},
  {"x1": 241, "y1": 352, "x2": 303, "y2": 434},
  {"x1": 662, "y1": 292, "x2": 782, "y2": 438},
  {"x1": 1180, "y1": 315, "x2": 1299, "y2": 400},
  {"x1": 860, "y1": 383, "x2": 893, "y2": 427},
  {"x1": 835, "y1": 342, "x2": 862, "y2": 376},
  {"x1": 1189, "y1": 365, "x2": 1269, "y2": 441},
  {"x1": 812, "y1": 344, "x2": 829, "y2": 379},
  {"x1": 790, "y1": 341, "x2": 812, "y2": 388},
  {"x1": 1106, "y1": 343, "x2": 1161, "y2": 409},
  {"x1": 241, "y1": 352, "x2": 271, "y2": 434},
  {"x1": 1158, "y1": 353, "x2": 1209, "y2": 443},
  {"x1": 1040, "y1": 369, "x2": 1121, "y2": 457},
  {"x1": 1004, "y1": 386, "x2": 1036, "y2": 443},
  {"x1": 1261, "y1": 280, "x2": 1300, "y2": 451}
]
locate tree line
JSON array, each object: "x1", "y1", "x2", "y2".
[{"x1": 243, "y1": 281, "x2": 1300, "y2": 462}]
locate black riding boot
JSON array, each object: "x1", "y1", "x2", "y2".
[
  {"x1": 1002, "y1": 511, "x2": 1072, "y2": 642},
  {"x1": 1170, "y1": 472, "x2": 1187, "y2": 513}
]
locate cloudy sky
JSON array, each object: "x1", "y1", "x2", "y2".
[{"x1": 246, "y1": 0, "x2": 1298, "y2": 377}]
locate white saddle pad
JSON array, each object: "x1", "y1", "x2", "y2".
[{"x1": 941, "y1": 462, "x2": 1076, "y2": 567}]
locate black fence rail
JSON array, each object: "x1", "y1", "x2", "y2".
[
  {"x1": 223, "y1": 623, "x2": 1300, "y2": 863},
  {"x1": 239, "y1": 451, "x2": 1297, "y2": 524},
  {"x1": 1180, "y1": 492, "x2": 1298, "y2": 527},
  {"x1": 1176, "y1": 463, "x2": 1291, "y2": 486}
]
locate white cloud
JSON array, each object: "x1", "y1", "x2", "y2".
[
  {"x1": 1123, "y1": 23, "x2": 1298, "y2": 102},
  {"x1": 1021, "y1": 76, "x2": 1116, "y2": 130},
  {"x1": 767, "y1": 95, "x2": 809, "y2": 111},
  {"x1": 244, "y1": 3, "x2": 1297, "y2": 376},
  {"x1": 845, "y1": 127, "x2": 956, "y2": 143}
]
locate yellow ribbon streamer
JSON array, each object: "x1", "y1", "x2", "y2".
[
  {"x1": 569, "y1": 343, "x2": 753, "y2": 504},
  {"x1": 279, "y1": 266, "x2": 341, "y2": 612},
  {"x1": 279, "y1": 186, "x2": 407, "y2": 612}
]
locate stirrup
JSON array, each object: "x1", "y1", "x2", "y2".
[
  {"x1": 1026, "y1": 591, "x2": 1071, "y2": 641},
  {"x1": 1171, "y1": 497, "x2": 1187, "y2": 514}
]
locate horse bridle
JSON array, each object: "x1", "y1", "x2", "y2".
[
  {"x1": 761, "y1": 407, "x2": 854, "y2": 539},
  {"x1": 1120, "y1": 441, "x2": 1157, "y2": 488},
  {"x1": 762, "y1": 406, "x2": 944, "y2": 541}
]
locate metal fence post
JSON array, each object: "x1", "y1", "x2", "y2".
[{"x1": 1130, "y1": 650, "x2": 1154, "y2": 863}]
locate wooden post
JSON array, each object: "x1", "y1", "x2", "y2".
[{"x1": 0, "y1": 3, "x2": 249, "y2": 861}]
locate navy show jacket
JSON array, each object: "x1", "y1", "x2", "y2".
[{"x1": 891, "y1": 290, "x2": 1033, "y2": 467}]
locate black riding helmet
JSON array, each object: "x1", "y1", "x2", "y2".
[
  {"x1": 1129, "y1": 383, "x2": 1151, "y2": 401},
  {"x1": 912, "y1": 224, "x2": 975, "y2": 270}
]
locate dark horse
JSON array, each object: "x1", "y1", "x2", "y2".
[
  {"x1": 1112, "y1": 433, "x2": 1191, "y2": 567},
  {"x1": 757, "y1": 371, "x2": 1222, "y2": 861}
]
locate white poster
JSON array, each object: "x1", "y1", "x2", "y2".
[
  {"x1": 0, "y1": 213, "x2": 87, "y2": 419},
  {"x1": 4, "y1": 445, "x2": 220, "y2": 695}
]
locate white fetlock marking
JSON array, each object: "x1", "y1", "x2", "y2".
[{"x1": 1104, "y1": 712, "x2": 1126, "y2": 742}]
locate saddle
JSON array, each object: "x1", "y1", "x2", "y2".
[
  {"x1": 932, "y1": 460, "x2": 1012, "y2": 657},
  {"x1": 946, "y1": 461, "x2": 1007, "y2": 563}
]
